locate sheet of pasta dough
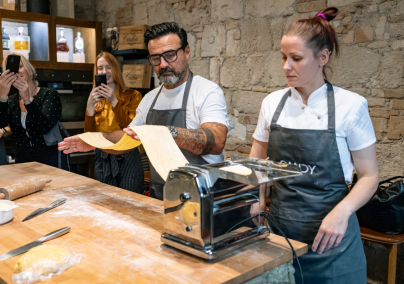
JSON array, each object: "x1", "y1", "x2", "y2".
[
  {"x1": 77, "y1": 126, "x2": 188, "y2": 181},
  {"x1": 219, "y1": 165, "x2": 252, "y2": 176},
  {"x1": 77, "y1": 132, "x2": 142, "y2": 151},
  {"x1": 129, "y1": 125, "x2": 189, "y2": 181}
]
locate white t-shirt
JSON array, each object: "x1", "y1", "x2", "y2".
[
  {"x1": 129, "y1": 75, "x2": 229, "y2": 164},
  {"x1": 253, "y1": 84, "x2": 376, "y2": 182}
]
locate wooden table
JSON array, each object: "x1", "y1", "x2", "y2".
[{"x1": 0, "y1": 162, "x2": 307, "y2": 284}]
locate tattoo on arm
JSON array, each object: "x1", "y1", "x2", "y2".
[
  {"x1": 201, "y1": 128, "x2": 215, "y2": 155},
  {"x1": 175, "y1": 122, "x2": 228, "y2": 155}
]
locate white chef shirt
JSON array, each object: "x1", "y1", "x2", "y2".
[
  {"x1": 253, "y1": 84, "x2": 376, "y2": 182},
  {"x1": 129, "y1": 75, "x2": 229, "y2": 164}
]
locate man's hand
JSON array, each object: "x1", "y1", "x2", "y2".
[
  {"x1": 174, "y1": 122, "x2": 228, "y2": 155},
  {"x1": 123, "y1": 128, "x2": 140, "y2": 140},
  {"x1": 58, "y1": 136, "x2": 95, "y2": 154}
]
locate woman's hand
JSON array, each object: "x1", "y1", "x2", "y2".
[
  {"x1": 312, "y1": 144, "x2": 379, "y2": 255},
  {"x1": 98, "y1": 84, "x2": 118, "y2": 107},
  {"x1": 0, "y1": 70, "x2": 17, "y2": 99},
  {"x1": 123, "y1": 128, "x2": 140, "y2": 140},
  {"x1": 312, "y1": 203, "x2": 351, "y2": 254},
  {"x1": 86, "y1": 86, "x2": 102, "y2": 116},
  {"x1": 12, "y1": 73, "x2": 30, "y2": 100},
  {"x1": 0, "y1": 128, "x2": 4, "y2": 139},
  {"x1": 249, "y1": 202, "x2": 265, "y2": 227}
]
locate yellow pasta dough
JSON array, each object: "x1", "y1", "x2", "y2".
[
  {"x1": 77, "y1": 132, "x2": 142, "y2": 151},
  {"x1": 76, "y1": 126, "x2": 189, "y2": 181},
  {"x1": 179, "y1": 201, "x2": 200, "y2": 227},
  {"x1": 220, "y1": 165, "x2": 253, "y2": 176},
  {"x1": 130, "y1": 126, "x2": 189, "y2": 181},
  {"x1": 12, "y1": 245, "x2": 81, "y2": 284}
]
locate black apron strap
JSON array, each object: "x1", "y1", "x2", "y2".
[
  {"x1": 325, "y1": 81, "x2": 335, "y2": 131},
  {"x1": 270, "y1": 89, "x2": 291, "y2": 126},
  {"x1": 181, "y1": 71, "x2": 193, "y2": 110},
  {"x1": 145, "y1": 85, "x2": 164, "y2": 123}
]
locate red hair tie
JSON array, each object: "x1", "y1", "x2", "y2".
[{"x1": 317, "y1": 14, "x2": 326, "y2": 20}]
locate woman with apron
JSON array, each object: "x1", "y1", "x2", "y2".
[
  {"x1": 250, "y1": 7, "x2": 379, "y2": 283},
  {"x1": 85, "y1": 52, "x2": 144, "y2": 193}
]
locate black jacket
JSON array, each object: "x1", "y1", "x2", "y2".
[{"x1": 0, "y1": 87, "x2": 65, "y2": 167}]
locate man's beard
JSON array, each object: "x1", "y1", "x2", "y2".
[{"x1": 158, "y1": 67, "x2": 187, "y2": 87}]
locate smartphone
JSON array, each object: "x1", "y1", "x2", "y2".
[
  {"x1": 6, "y1": 55, "x2": 21, "y2": 74},
  {"x1": 95, "y1": 74, "x2": 107, "y2": 87}
]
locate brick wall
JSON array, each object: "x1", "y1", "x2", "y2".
[{"x1": 95, "y1": 1, "x2": 404, "y2": 283}]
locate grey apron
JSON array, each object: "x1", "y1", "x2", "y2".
[
  {"x1": 146, "y1": 71, "x2": 208, "y2": 200},
  {"x1": 267, "y1": 82, "x2": 366, "y2": 284}
]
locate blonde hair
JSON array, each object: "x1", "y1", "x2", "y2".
[{"x1": 2, "y1": 53, "x2": 38, "y2": 87}]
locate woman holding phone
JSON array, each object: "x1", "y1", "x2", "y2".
[
  {"x1": 0, "y1": 54, "x2": 69, "y2": 169},
  {"x1": 85, "y1": 51, "x2": 144, "y2": 193}
]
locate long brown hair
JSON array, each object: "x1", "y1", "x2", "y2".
[
  {"x1": 94, "y1": 51, "x2": 128, "y2": 112},
  {"x1": 285, "y1": 7, "x2": 339, "y2": 79}
]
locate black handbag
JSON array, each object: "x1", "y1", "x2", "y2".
[{"x1": 355, "y1": 175, "x2": 404, "y2": 235}]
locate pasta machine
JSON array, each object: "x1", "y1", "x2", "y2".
[{"x1": 161, "y1": 158, "x2": 302, "y2": 261}]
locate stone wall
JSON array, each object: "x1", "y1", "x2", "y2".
[
  {"x1": 75, "y1": 0, "x2": 96, "y2": 21},
  {"x1": 96, "y1": 0, "x2": 404, "y2": 181},
  {"x1": 95, "y1": 0, "x2": 404, "y2": 283}
]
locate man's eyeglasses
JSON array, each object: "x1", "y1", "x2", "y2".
[{"x1": 148, "y1": 46, "x2": 185, "y2": 66}]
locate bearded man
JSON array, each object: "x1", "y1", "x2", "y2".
[{"x1": 59, "y1": 22, "x2": 229, "y2": 200}]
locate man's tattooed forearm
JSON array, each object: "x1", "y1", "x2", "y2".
[
  {"x1": 174, "y1": 122, "x2": 228, "y2": 155},
  {"x1": 176, "y1": 128, "x2": 206, "y2": 155},
  {"x1": 201, "y1": 128, "x2": 215, "y2": 155}
]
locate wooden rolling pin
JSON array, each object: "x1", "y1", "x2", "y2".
[{"x1": 0, "y1": 178, "x2": 52, "y2": 200}]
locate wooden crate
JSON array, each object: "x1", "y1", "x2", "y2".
[
  {"x1": 3, "y1": 0, "x2": 20, "y2": 10},
  {"x1": 122, "y1": 64, "x2": 152, "y2": 88},
  {"x1": 118, "y1": 25, "x2": 150, "y2": 50}
]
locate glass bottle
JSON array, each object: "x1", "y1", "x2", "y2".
[
  {"x1": 111, "y1": 27, "x2": 118, "y2": 50},
  {"x1": 74, "y1": 32, "x2": 84, "y2": 54},
  {"x1": 14, "y1": 27, "x2": 29, "y2": 51},
  {"x1": 2, "y1": 28, "x2": 10, "y2": 50},
  {"x1": 57, "y1": 28, "x2": 69, "y2": 52}
]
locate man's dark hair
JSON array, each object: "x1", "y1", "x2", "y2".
[{"x1": 144, "y1": 22, "x2": 188, "y2": 49}]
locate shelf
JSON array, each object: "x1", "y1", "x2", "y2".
[
  {"x1": 111, "y1": 49, "x2": 149, "y2": 60},
  {"x1": 0, "y1": 9, "x2": 102, "y2": 70}
]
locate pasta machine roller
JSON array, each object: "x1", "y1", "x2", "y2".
[{"x1": 161, "y1": 158, "x2": 302, "y2": 261}]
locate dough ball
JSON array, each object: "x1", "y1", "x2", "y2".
[
  {"x1": 13, "y1": 245, "x2": 80, "y2": 284},
  {"x1": 179, "y1": 201, "x2": 200, "y2": 227}
]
